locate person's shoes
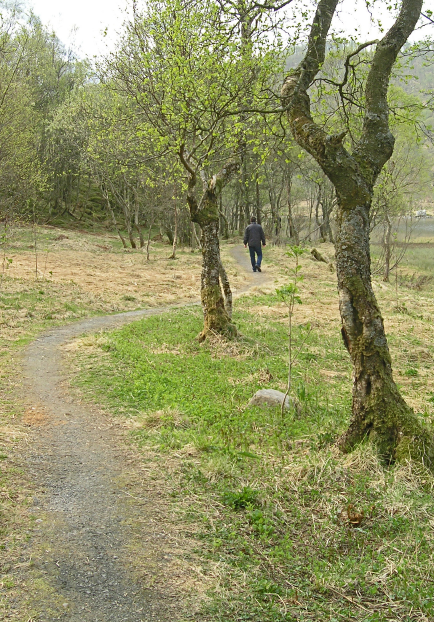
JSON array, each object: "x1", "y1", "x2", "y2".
[
  {"x1": 256, "y1": 265, "x2": 262, "y2": 272},
  {"x1": 253, "y1": 268, "x2": 257, "y2": 272}
]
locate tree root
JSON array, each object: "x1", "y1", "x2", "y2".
[{"x1": 338, "y1": 402, "x2": 434, "y2": 470}]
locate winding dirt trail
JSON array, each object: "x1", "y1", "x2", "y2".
[{"x1": 19, "y1": 245, "x2": 268, "y2": 621}]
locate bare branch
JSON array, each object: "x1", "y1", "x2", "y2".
[
  {"x1": 251, "y1": 0, "x2": 294, "y2": 11},
  {"x1": 354, "y1": 0, "x2": 424, "y2": 179},
  {"x1": 178, "y1": 143, "x2": 196, "y2": 178},
  {"x1": 421, "y1": 11, "x2": 434, "y2": 24}
]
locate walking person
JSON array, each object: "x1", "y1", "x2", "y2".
[{"x1": 243, "y1": 216, "x2": 266, "y2": 272}]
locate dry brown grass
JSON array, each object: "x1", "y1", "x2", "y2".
[
  {"x1": 262, "y1": 242, "x2": 434, "y2": 419},
  {"x1": 1, "y1": 226, "x2": 204, "y2": 306}
]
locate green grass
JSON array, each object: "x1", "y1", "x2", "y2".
[
  {"x1": 72, "y1": 295, "x2": 434, "y2": 621},
  {"x1": 76, "y1": 297, "x2": 350, "y2": 454}
]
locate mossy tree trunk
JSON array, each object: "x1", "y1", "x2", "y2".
[
  {"x1": 179, "y1": 145, "x2": 240, "y2": 341},
  {"x1": 281, "y1": 0, "x2": 434, "y2": 467}
]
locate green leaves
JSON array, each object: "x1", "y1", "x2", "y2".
[
  {"x1": 104, "y1": 0, "x2": 283, "y2": 175},
  {"x1": 276, "y1": 283, "x2": 302, "y2": 305},
  {"x1": 276, "y1": 246, "x2": 306, "y2": 306}
]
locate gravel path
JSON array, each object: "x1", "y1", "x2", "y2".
[
  {"x1": 20, "y1": 245, "x2": 268, "y2": 621},
  {"x1": 24, "y1": 307, "x2": 183, "y2": 621}
]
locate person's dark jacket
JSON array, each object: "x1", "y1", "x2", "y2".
[{"x1": 244, "y1": 223, "x2": 266, "y2": 247}]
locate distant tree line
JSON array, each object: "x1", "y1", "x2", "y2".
[{"x1": 0, "y1": 1, "x2": 431, "y2": 257}]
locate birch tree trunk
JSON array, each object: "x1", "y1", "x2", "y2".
[
  {"x1": 180, "y1": 146, "x2": 240, "y2": 341},
  {"x1": 282, "y1": 0, "x2": 434, "y2": 466}
]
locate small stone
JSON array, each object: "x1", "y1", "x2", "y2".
[{"x1": 247, "y1": 389, "x2": 291, "y2": 410}]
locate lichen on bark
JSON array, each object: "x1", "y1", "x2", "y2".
[
  {"x1": 179, "y1": 145, "x2": 240, "y2": 342},
  {"x1": 282, "y1": 0, "x2": 434, "y2": 468}
]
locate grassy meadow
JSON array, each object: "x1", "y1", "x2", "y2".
[{"x1": 64, "y1": 239, "x2": 434, "y2": 621}]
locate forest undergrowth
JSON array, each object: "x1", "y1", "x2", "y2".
[{"x1": 64, "y1": 241, "x2": 434, "y2": 622}]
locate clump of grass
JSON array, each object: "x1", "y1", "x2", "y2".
[{"x1": 140, "y1": 408, "x2": 191, "y2": 430}]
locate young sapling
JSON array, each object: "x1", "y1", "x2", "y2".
[{"x1": 276, "y1": 246, "x2": 311, "y2": 417}]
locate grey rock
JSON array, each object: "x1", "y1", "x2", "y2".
[{"x1": 248, "y1": 388, "x2": 291, "y2": 410}]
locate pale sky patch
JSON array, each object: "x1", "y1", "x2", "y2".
[
  {"x1": 26, "y1": 0, "x2": 423, "y2": 60},
  {"x1": 27, "y1": 0, "x2": 129, "y2": 58}
]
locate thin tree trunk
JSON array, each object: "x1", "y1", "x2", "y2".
[
  {"x1": 383, "y1": 214, "x2": 392, "y2": 282},
  {"x1": 191, "y1": 222, "x2": 201, "y2": 248},
  {"x1": 255, "y1": 172, "x2": 261, "y2": 224},
  {"x1": 126, "y1": 222, "x2": 137, "y2": 249},
  {"x1": 108, "y1": 202, "x2": 128, "y2": 248},
  {"x1": 133, "y1": 186, "x2": 145, "y2": 247},
  {"x1": 315, "y1": 187, "x2": 323, "y2": 241},
  {"x1": 124, "y1": 208, "x2": 136, "y2": 249},
  {"x1": 134, "y1": 223, "x2": 145, "y2": 248},
  {"x1": 100, "y1": 181, "x2": 128, "y2": 248},
  {"x1": 190, "y1": 222, "x2": 196, "y2": 250},
  {"x1": 169, "y1": 199, "x2": 178, "y2": 259},
  {"x1": 146, "y1": 217, "x2": 155, "y2": 261},
  {"x1": 219, "y1": 207, "x2": 229, "y2": 240},
  {"x1": 286, "y1": 167, "x2": 299, "y2": 244},
  {"x1": 307, "y1": 192, "x2": 313, "y2": 242}
]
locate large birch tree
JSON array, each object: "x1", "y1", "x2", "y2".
[
  {"x1": 281, "y1": 0, "x2": 434, "y2": 466},
  {"x1": 104, "y1": 0, "x2": 280, "y2": 340}
]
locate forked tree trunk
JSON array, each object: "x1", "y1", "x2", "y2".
[
  {"x1": 180, "y1": 145, "x2": 241, "y2": 341},
  {"x1": 134, "y1": 223, "x2": 145, "y2": 248},
  {"x1": 200, "y1": 219, "x2": 234, "y2": 341},
  {"x1": 282, "y1": 0, "x2": 434, "y2": 467},
  {"x1": 126, "y1": 221, "x2": 137, "y2": 249}
]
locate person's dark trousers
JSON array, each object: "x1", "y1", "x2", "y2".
[{"x1": 249, "y1": 245, "x2": 262, "y2": 270}]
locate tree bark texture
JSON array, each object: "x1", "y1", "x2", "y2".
[
  {"x1": 282, "y1": 0, "x2": 434, "y2": 466},
  {"x1": 218, "y1": 256, "x2": 233, "y2": 319},
  {"x1": 196, "y1": 205, "x2": 235, "y2": 342},
  {"x1": 180, "y1": 145, "x2": 240, "y2": 341}
]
